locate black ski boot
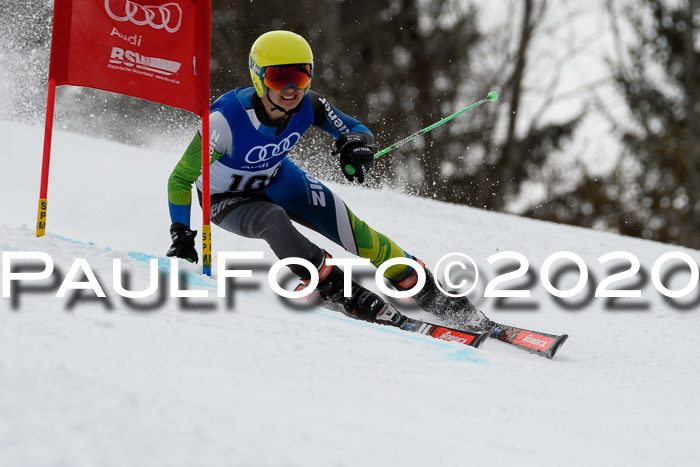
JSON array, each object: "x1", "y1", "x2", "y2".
[
  {"x1": 390, "y1": 257, "x2": 493, "y2": 332},
  {"x1": 342, "y1": 283, "x2": 403, "y2": 325},
  {"x1": 315, "y1": 255, "x2": 402, "y2": 326}
]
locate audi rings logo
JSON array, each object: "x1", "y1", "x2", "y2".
[
  {"x1": 245, "y1": 133, "x2": 301, "y2": 164},
  {"x1": 105, "y1": 0, "x2": 183, "y2": 33}
]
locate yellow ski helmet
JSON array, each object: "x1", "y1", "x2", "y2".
[{"x1": 249, "y1": 30, "x2": 314, "y2": 97}]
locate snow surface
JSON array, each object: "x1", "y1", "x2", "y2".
[{"x1": 1, "y1": 120, "x2": 700, "y2": 467}]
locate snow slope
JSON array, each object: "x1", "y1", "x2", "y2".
[{"x1": 1, "y1": 120, "x2": 700, "y2": 467}]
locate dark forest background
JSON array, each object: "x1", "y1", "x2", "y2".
[{"x1": 1, "y1": 0, "x2": 699, "y2": 249}]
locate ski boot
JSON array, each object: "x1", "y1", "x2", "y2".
[
  {"x1": 314, "y1": 255, "x2": 403, "y2": 326},
  {"x1": 390, "y1": 257, "x2": 495, "y2": 332}
]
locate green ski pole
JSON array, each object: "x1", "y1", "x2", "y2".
[{"x1": 344, "y1": 91, "x2": 499, "y2": 176}]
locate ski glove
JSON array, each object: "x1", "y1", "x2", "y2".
[
  {"x1": 166, "y1": 222, "x2": 199, "y2": 264},
  {"x1": 334, "y1": 132, "x2": 374, "y2": 183}
]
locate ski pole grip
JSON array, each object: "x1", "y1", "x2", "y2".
[{"x1": 344, "y1": 164, "x2": 356, "y2": 176}]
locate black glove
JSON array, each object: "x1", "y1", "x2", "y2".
[
  {"x1": 334, "y1": 132, "x2": 374, "y2": 183},
  {"x1": 166, "y1": 222, "x2": 199, "y2": 264}
]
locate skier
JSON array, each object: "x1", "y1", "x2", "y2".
[{"x1": 166, "y1": 30, "x2": 487, "y2": 330}]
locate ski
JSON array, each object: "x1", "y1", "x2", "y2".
[
  {"x1": 487, "y1": 323, "x2": 568, "y2": 359},
  {"x1": 397, "y1": 316, "x2": 489, "y2": 348},
  {"x1": 293, "y1": 284, "x2": 488, "y2": 348},
  {"x1": 292, "y1": 283, "x2": 567, "y2": 356}
]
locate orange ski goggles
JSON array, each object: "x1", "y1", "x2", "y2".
[{"x1": 262, "y1": 64, "x2": 312, "y2": 92}]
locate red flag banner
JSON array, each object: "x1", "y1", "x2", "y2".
[{"x1": 49, "y1": 0, "x2": 210, "y2": 113}]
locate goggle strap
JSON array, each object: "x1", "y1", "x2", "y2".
[{"x1": 249, "y1": 57, "x2": 263, "y2": 79}]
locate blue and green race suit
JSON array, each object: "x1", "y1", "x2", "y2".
[{"x1": 167, "y1": 86, "x2": 412, "y2": 280}]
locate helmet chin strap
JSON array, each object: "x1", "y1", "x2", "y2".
[{"x1": 266, "y1": 94, "x2": 294, "y2": 118}]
